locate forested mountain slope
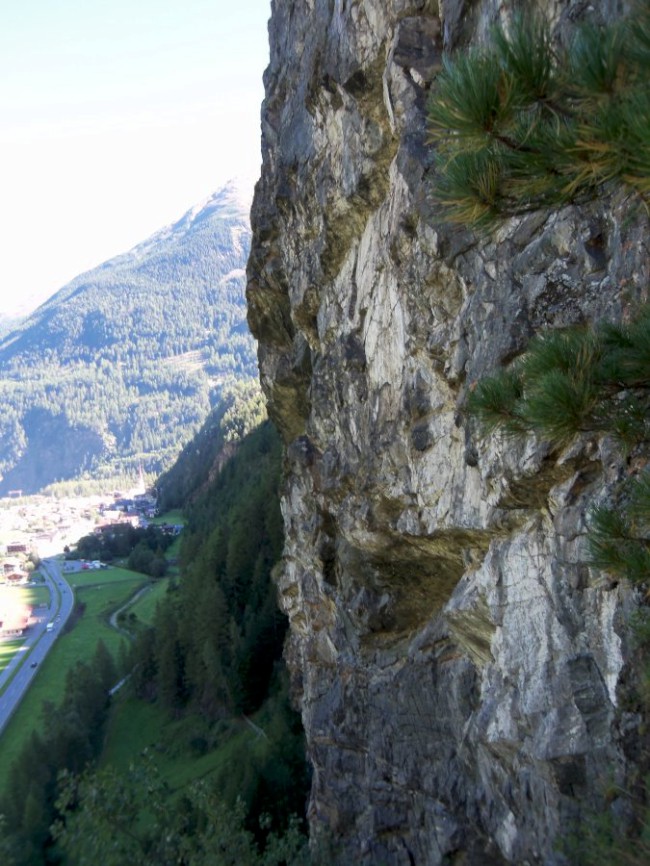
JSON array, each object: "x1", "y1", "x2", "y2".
[
  {"x1": 0, "y1": 180, "x2": 256, "y2": 494},
  {"x1": 0, "y1": 408, "x2": 309, "y2": 865}
]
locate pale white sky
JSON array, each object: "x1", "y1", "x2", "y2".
[{"x1": 0, "y1": 0, "x2": 270, "y2": 317}]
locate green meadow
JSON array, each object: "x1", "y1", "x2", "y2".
[
  {"x1": 0, "y1": 579, "x2": 52, "y2": 683},
  {"x1": 151, "y1": 509, "x2": 185, "y2": 526},
  {"x1": 100, "y1": 696, "x2": 255, "y2": 793},
  {"x1": 0, "y1": 640, "x2": 23, "y2": 675},
  {"x1": 126, "y1": 577, "x2": 170, "y2": 626},
  {"x1": 0, "y1": 567, "x2": 146, "y2": 784},
  {"x1": 22, "y1": 583, "x2": 51, "y2": 609}
]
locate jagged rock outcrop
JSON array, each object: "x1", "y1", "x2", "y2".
[{"x1": 247, "y1": 1, "x2": 649, "y2": 863}]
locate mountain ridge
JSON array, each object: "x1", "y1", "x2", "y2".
[{"x1": 0, "y1": 179, "x2": 257, "y2": 495}]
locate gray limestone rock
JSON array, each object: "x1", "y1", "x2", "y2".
[{"x1": 247, "y1": 0, "x2": 649, "y2": 862}]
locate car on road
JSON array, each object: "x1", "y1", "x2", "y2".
[{"x1": 30, "y1": 662, "x2": 37, "y2": 668}]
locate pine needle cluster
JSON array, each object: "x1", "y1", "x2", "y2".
[
  {"x1": 466, "y1": 308, "x2": 650, "y2": 450},
  {"x1": 427, "y1": 5, "x2": 650, "y2": 225},
  {"x1": 467, "y1": 309, "x2": 650, "y2": 585},
  {"x1": 588, "y1": 478, "x2": 650, "y2": 584}
]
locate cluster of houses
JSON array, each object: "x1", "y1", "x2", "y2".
[
  {"x1": 94, "y1": 491, "x2": 159, "y2": 536},
  {"x1": 1, "y1": 542, "x2": 30, "y2": 587}
]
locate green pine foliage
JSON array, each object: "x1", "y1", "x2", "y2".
[
  {"x1": 52, "y1": 756, "x2": 310, "y2": 866},
  {"x1": 437, "y1": 7, "x2": 650, "y2": 861},
  {"x1": 73, "y1": 523, "x2": 174, "y2": 576},
  {"x1": 466, "y1": 310, "x2": 650, "y2": 590},
  {"x1": 128, "y1": 420, "x2": 308, "y2": 839},
  {"x1": 587, "y1": 476, "x2": 650, "y2": 584},
  {"x1": 467, "y1": 310, "x2": 650, "y2": 450},
  {"x1": 136, "y1": 421, "x2": 286, "y2": 718},
  {"x1": 427, "y1": 6, "x2": 650, "y2": 225},
  {"x1": 466, "y1": 308, "x2": 650, "y2": 584},
  {"x1": 156, "y1": 378, "x2": 267, "y2": 512},
  {"x1": 0, "y1": 643, "x2": 121, "y2": 866}
]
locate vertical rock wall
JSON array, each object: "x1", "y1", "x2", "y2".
[{"x1": 247, "y1": 1, "x2": 649, "y2": 862}]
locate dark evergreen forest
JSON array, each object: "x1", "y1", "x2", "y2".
[{"x1": 0, "y1": 412, "x2": 309, "y2": 865}]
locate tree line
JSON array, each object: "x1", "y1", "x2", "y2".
[
  {"x1": 0, "y1": 415, "x2": 310, "y2": 864},
  {"x1": 72, "y1": 524, "x2": 175, "y2": 578}
]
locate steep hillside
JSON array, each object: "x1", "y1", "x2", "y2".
[
  {"x1": 0, "y1": 411, "x2": 310, "y2": 865},
  {"x1": 248, "y1": 1, "x2": 649, "y2": 864},
  {"x1": 0, "y1": 181, "x2": 256, "y2": 494},
  {"x1": 156, "y1": 378, "x2": 267, "y2": 511}
]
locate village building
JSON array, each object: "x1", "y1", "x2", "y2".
[{"x1": 0, "y1": 589, "x2": 32, "y2": 636}]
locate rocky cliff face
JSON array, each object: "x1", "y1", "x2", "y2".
[{"x1": 247, "y1": 1, "x2": 649, "y2": 863}]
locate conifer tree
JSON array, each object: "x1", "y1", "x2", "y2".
[{"x1": 427, "y1": 6, "x2": 650, "y2": 226}]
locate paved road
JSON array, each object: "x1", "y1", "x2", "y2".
[{"x1": 0, "y1": 558, "x2": 75, "y2": 737}]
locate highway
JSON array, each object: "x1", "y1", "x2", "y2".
[{"x1": 0, "y1": 558, "x2": 75, "y2": 737}]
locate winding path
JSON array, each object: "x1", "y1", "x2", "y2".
[{"x1": 108, "y1": 582, "x2": 153, "y2": 637}]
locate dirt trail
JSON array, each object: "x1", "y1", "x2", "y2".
[{"x1": 108, "y1": 583, "x2": 153, "y2": 638}]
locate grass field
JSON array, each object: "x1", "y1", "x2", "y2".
[
  {"x1": 127, "y1": 578, "x2": 170, "y2": 626},
  {"x1": 0, "y1": 580, "x2": 51, "y2": 614},
  {"x1": 0, "y1": 582, "x2": 52, "y2": 678},
  {"x1": 22, "y1": 583, "x2": 51, "y2": 608},
  {"x1": 67, "y1": 565, "x2": 143, "y2": 590},
  {"x1": 0, "y1": 640, "x2": 23, "y2": 675},
  {"x1": 0, "y1": 567, "x2": 147, "y2": 786},
  {"x1": 151, "y1": 509, "x2": 185, "y2": 526},
  {"x1": 101, "y1": 695, "x2": 255, "y2": 795}
]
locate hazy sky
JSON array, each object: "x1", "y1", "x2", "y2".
[{"x1": 0, "y1": 0, "x2": 270, "y2": 317}]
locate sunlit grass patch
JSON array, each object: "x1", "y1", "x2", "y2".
[
  {"x1": 22, "y1": 584, "x2": 51, "y2": 608},
  {"x1": 0, "y1": 574, "x2": 144, "y2": 788},
  {"x1": 67, "y1": 565, "x2": 145, "y2": 589},
  {"x1": 101, "y1": 695, "x2": 254, "y2": 795},
  {"x1": 150, "y1": 509, "x2": 185, "y2": 526},
  {"x1": 126, "y1": 578, "x2": 170, "y2": 627},
  {"x1": 0, "y1": 639, "x2": 24, "y2": 674}
]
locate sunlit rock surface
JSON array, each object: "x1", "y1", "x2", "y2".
[{"x1": 247, "y1": 1, "x2": 649, "y2": 862}]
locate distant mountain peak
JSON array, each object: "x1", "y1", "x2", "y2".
[
  {"x1": 0, "y1": 182, "x2": 257, "y2": 494},
  {"x1": 182, "y1": 178, "x2": 253, "y2": 221},
  {"x1": 132, "y1": 179, "x2": 253, "y2": 257}
]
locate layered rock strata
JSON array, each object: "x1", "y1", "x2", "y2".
[{"x1": 247, "y1": 1, "x2": 649, "y2": 862}]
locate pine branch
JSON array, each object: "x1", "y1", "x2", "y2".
[
  {"x1": 427, "y1": 52, "x2": 516, "y2": 151},
  {"x1": 427, "y1": 9, "x2": 650, "y2": 223},
  {"x1": 628, "y1": 473, "x2": 650, "y2": 523},
  {"x1": 519, "y1": 369, "x2": 599, "y2": 445},
  {"x1": 568, "y1": 23, "x2": 628, "y2": 98},
  {"x1": 466, "y1": 369, "x2": 528, "y2": 436}
]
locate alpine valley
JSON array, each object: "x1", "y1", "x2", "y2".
[{"x1": 0, "y1": 181, "x2": 257, "y2": 495}]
